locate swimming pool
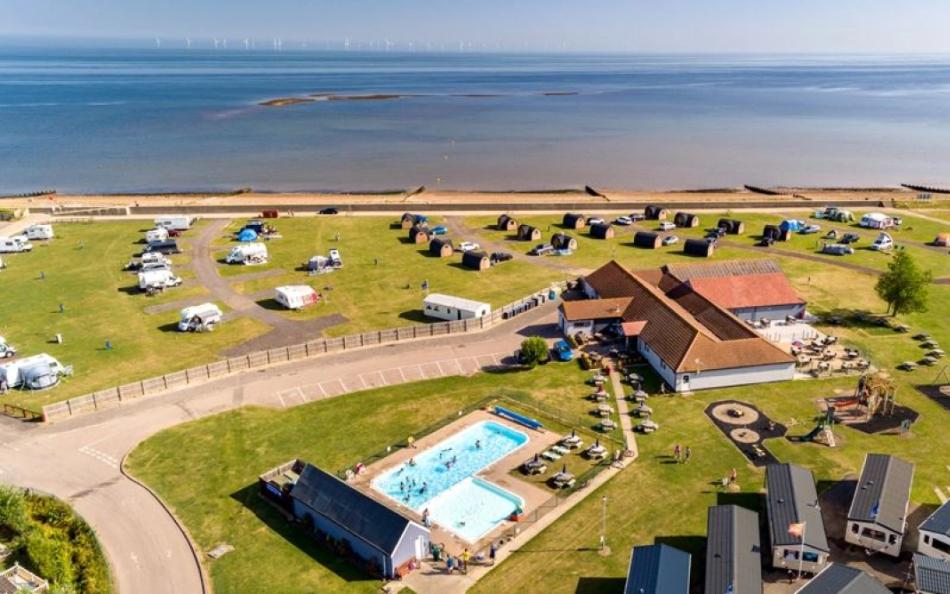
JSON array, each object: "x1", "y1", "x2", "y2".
[{"x1": 372, "y1": 420, "x2": 528, "y2": 540}]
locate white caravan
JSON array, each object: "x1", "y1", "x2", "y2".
[
  {"x1": 154, "y1": 215, "x2": 194, "y2": 231},
  {"x1": 145, "y1": 227, "x2": 170, "y2": 244},
  {"x1": 138, "y1": 269, "x2": 183, "y2": 291},
  {"x1": 225, "y1": 242, "x2": 268, "y2": 265},
  {"x1": 24, "y1": 224, "x2": 54, "y2": 240},
  {"x1": 275, "y1": 285, "x2": 318, "y2": 310},
  {"x1": 178, "y1": 303, "x2": 223, "y2": 332},
  {"x1": 0, "y1": 236, "x2": 32, "y2": 253},
  {"x1": 0, "y1": 353, "x2": 68, "y2": 390}
]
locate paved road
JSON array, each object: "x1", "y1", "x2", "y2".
[{"x1": 0, "y1": 301, "x2": 558, "y2": 594}]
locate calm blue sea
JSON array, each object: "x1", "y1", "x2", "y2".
[{"x1": 1, "y1": 47, "x2": 949, "y2": 193}]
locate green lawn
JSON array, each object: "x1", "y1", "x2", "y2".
[{"x1": 0, "y1": 221, "x2": 269, "y2": 411}]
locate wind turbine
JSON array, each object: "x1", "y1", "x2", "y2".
[
  {"x1": 222, "y1": 37, "x2": 228, "y2": 49},
  {"x1": 344, "y1": 37, "x2": 351, "y2": 51},
  {"x1": 244, "y1": 38, "x2": 250, "y2": 50}
]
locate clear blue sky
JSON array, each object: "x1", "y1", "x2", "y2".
[{"x1": 3, "y1": 0, "x2": 950, "y2": 53}]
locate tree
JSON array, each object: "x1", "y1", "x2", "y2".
[
  {"x1": 519, "y1": 337, "x2": 549, "y2": 367},
  {"x1": 874, "y1": 250, "x2": 932, "y2": 316}
]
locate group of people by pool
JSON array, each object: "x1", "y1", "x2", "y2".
[{"x1": 389, "y1": 437, "x2": 487, "y2": 505}]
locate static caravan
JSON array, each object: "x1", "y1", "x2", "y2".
[
  {"x1": 0, "y1": 353, "x2": 67, "y2": 390},
  {"x1": 517, "y1": 224, "x2": 542, "y2": 241},
  {"x1": 225, "y1": 242, "x2": 268, "y2": 265},
  {"x1": 423, "y1": 293, "x2": 491, "y2": 321},
  {"x1": 563, "y1": 213, "x2": 586, "y2": 230},
  {"x1": 178, "y1": 303, "x2": 223, "y2": 332},
  {"x1": 914, "y1": 553, "x2": 950, "y2": 594},
  {"x1": 408, "y1": 225, "x2": 430, "y2": 244},
  {"x1": 683, "y1": 238, "x2": 714, "y2": 257},
  {"x1": 674, "y1": 212, "x2": 700, "y2": 228},
  {"x1": 918, "y1": 500, "x2": 950, "y2": 560},
  {"x1": 589, "y1": 223, "x2": 614, "y2": 239},
  {"x1": 429, "y1": 238, "x2": 454, "y2": 258},
  {"x1": 145, "y1": 227, "x2": 170, "y2": 245},
  {"x1": 632, "y1": 231, "x2": 661, "y2": 249},
  {"x1": 400, "y1": 212, "x2": 426, "y2": 229},
  {"x1": 845, "y1": 453, "x2": 913, "y2": 557},
  {"x1": 624, "y1": 544, "x2": 691, "y2": 594},
  {"x1": 138, "y1": 269, "x2": 182, "y2": 291},
  {"x1": 644, "y1": 205, "x2": 670, "y2": 220},
  {"x1": 717, "y1": 218, "x2": 745, "y2": 234},
  {"x1": 766, "y1": 463, "x2": 830, "y2": 575},
  {"x1": 24, "y1": 224, "x2": 54, "y2": 240},
  {"x1": 275, "y1": 285, "x2": 318, "y2": 310},
  {"x1": 461, "y1": 250, "x2": 490, "y2": 270},
  {"x1": 497, "y1": 214, "x2": 518, "y2": 232},
  {"x1": 794, "y1": 564, "x2": 890, "y2": 594},
  {"x1": 154, "y1": 215, "x2": 194, "y2": 231},
  {"x1": 705, "y1": 505, "x2": 763, "y2": 594},
  {"x1": 550, "y1": 233, "x2": 578, "y2": 251},
  {"x1": 0, "y1": 236, "x2": 32, "y2": 253}
]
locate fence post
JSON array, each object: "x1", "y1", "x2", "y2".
[
  {"x1": 92, "y1": 393, "x2": 98, "y2": 410},
  {"x1": 163, "y1": 375, "x2": 168, "y2": 390}
]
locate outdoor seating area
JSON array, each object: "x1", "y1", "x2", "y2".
[{"x1": 790, "y1": 335, "x2": 872, "y2": 377}]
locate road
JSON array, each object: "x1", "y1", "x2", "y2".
[{"x1": 0, "y1": 301, "x2": 558, "y2": 594}]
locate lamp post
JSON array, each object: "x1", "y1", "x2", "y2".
[{"x1": 600, "y1": 495, "x2": 608, "y2": 551}]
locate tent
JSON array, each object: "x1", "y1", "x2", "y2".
[
  {"x1": 683, "y1": 238, "x2": 714, "y2": 257},
  {"x1": 763, "y1": 224, "x2": 790, "y2": 242},
  {"x1": 632, "y1": 231, "x2": 661, "y2": 249},
  {"x1": 674, "y1": 212, "x2": 700, "y2": 228},
  {"x1": 933, "y1": 232, "x2": 949, "y2": 247},
  {"x1": 237, "y1": 228, "x2": 258, "y2": 242},
  {"x1": 779, "y1": 219, "x2": 804, "y2": 233}
]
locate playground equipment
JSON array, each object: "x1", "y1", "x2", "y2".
[
  {"x1": 797, "y1": 407, "x2": 837, "y2": 447},
  {"x1": 855, "y1": 372, "x2": 897, "y2": 422}
]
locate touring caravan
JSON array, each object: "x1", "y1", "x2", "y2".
[
  {"x1": 138, "y1": 269, "x2": 182, "y2": 291},
  {"x1": 275, "y1": 285, "x2": 319, "y2": 310},
  {"x1": 0, "y1": 337, "x2": 16, "y2": 359},
  {"x1": 24, "y1": 224, "x2": 54, "y2": 240},
  {"x1": 822, "y1": 243, "x2": 854, "y2": 256},
  {"x1": 178, "y1": 303, "x2": 223, "y2": 332},
  {"x1": 860, "y1": 212, "x2": 897, "y2": 230},
  {"x1": 226, "y1": 242, "x2": 268, "y2": 265},
  {"x1": 154, "y1": 216, "x2": 194, "y2": 231},
  {"x1": 145, "y1": 227, "x2": 170, "y2": 244},
  {"x1": 871, "y1": 232, "x2": 895, "y2": 251},
  {"x1": 125, "y1": 252, "x2": 170, "y2": 271},
  {"x1": 0, "y1": 236, "x2": 32, "y2": 253},
  {"x1": 0, "y1": 353, "x2": 68, "y2": 390},
  {"x1": 143, "y1": 240, "x2": 181, "y2": 255}
]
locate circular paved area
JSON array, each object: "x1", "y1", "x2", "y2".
[
  {"x1": 730, "y1": 428, "x2": 761, "y2": 444},
  {"x1": 711, "y1": 403, "x2": 760, "y2": 425}
]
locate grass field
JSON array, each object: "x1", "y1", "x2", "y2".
[{"x1": 0, "y1": 221, "x2": 269, "y2": 411}]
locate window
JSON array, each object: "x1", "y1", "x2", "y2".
[
  {"x1": 860, "y1": 526, "x2": 886, "y2": 542},
  {"x1": 850, "y1": 523, "x2": 859, "y2": 534},
  {"x1": 888, "y1": 534, "x2": 897, "y2": 545},
  {"x1": 683, "y1": 375, "x2": 690, "y2": 384},
  {"x1": 933, "y1": 537, "x2": 950, "y2": 555},
  {"x1": 802, "y1": 551, "x2": 820, "y2": 563}
]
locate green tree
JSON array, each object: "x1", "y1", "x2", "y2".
[
  {"x1": 0, "y1": 485, "x2": 29, "y2": 533},
  {"x1": 519, "y1": 337, "x2": 549, "y2": 367},
  {"x1": 874, "y1": 250, "x2": 933, "y2": 316}
]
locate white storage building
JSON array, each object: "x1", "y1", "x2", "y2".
[{"x1": 423, "y1": 294, "x2": 491, "y2": 321}]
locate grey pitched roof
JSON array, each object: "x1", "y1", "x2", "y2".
[
  {"x1": 705, "y1": 505, "x2": 763, "y2": 594},
  {"x1": 795, "y1": 563, "x2": 890, "y2": 594},
  {"x1": 921, "y1": 500, "x2": 950, "y2": 538},
  {"x1": 624, "y1": 544, "x2": 690, "y2": 594},
  {"x1": 915, "y1": 553, "x2": 950, "y2": 594},
  {"x1": 765, "y1": 463, "x2": 829, "y2": 552},
  {"x1": 290, "y1": 463, "x2": 419, "y2": 556},
  {"x1": 847, "y1": 453, "x2": 914, "y2": 533}
]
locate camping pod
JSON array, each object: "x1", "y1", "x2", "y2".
[
  {"x1": 644, "y1": 205, "x2": 669, "y2": 220},
  {"x1": 429, "y1": 237, "x2": 454, "y2": 258},
  {"x1": 717, "y1": 218, "x2": 745, "y2": 235},
  {"x1": 674, "y1": 212, "x2": 700, "y2": 228},
  {"x1": 551, "y1": 233, "x2": 578, "y2": 251},
  {"x1": 400, "y1": 212, "x2": 427, "y2": 229},
  {"x1": 589, "y1": 223, "x2": 614, "y2": 240},
  {"x1": 461, "y1": 250, "x2": 491, "y2": 270},
  {"x1": 632, "y1": 231, "x2": 661, "y2": 249},
  {"x1": 408, "y1": 225, "x2": 430, "y2": 244},
  {"x1": 517, "y1": 224, "x2": 542, "y2": 241},
  {"x1": 563, "y1": 213, "x2": 586, "y2": 230},
  {"x1": 683, "y1": 238, "x2": 714, "y2": 257},
  {"x1": 763, "y1": 224, "x2": 790, "y2": 242},
  {"x1": 934, "y1": 232, "x2": 949, "y2": 247},
  {"x1": 497, "y1": 214, "x2": 518, "y2": 232}
]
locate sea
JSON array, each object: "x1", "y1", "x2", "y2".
[{"x1": 1, "y1": 46, "x2": 950, "y2": 193}]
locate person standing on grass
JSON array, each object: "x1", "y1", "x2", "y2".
[
  {"x1": 729, "y1": 467, "x2": 738, "y2": 484},
  {"x1": 673, "y1": 444, "x2": 681, "y2": 462},
  {"x1": 446, "y1": 555, "x2": 454, "y2": 574},
  {"x1": 684, "y1": 446, "x2": 692, "y2": 463}
]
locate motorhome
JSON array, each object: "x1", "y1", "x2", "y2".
[
  {"x1": 178, "y1": 303, "x2": 223, "y2": 332},
  {"x1": 871, "y1": 233, "x2": 894, "y2": 251},
  {"x1": 145, "y1": 227, "x2": 170, "y2": 244},
  {"x1": 275, "y1": 285, "x2": 319, "y2": 310},
  {"x1": 125, "y1": 252, "x2": 170, "y2": 271},
  {"x1": 0, "y1": 337, "x2": 16, "y2": 359},
  {"x1": 0, "y1": 236, "x2": 32, "y2": 253},
  {"x1": 226, "y1": 242, "x2": 268, "y2": 265},
  {"x1": 0, "y1": 353, "x2": 68, "y2": 390},
  {"x1": 154, "y1": 216, "x2": 194, "y2": 231},
  {"x1": 24, "y1": 224, "x2": 54, "y2": 240},
  {"x1": 138, "y1": 269, "x2": 182, "y2": 291}
]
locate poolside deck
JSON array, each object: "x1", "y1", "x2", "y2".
[{"x1": 350, "y1": 408, "x2": 560, "y2": 556}]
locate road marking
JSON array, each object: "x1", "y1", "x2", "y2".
[
  {"x1": 316, "y1": 382, "x2": 327, "y2": 397},
  {"x1": 359, "y1": 374, "x2": 367, "y2": 389},
  {"x1": 276, "y1": 393, "x2": 287, "y2": 408},
  {"x1": 376, "y1": 370, "x2": 388, "y2": 386},
  {"x1": 417, "y1": 364, "x2": 427, "y2": 379},
  {"x1": 398, "y1": 367, "x2": 406, "y2": 382},
  {"x1": 79, "y1": 445, "x2": 119, "y2": 469},
  {"x1": 935, "y1": 486, "x2": 947, "y2": 503}
]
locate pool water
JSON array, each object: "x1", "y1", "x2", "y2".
[{"x1": 372, "y1": 420, "x2": 528, "y2": 540}]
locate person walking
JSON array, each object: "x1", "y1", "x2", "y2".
[
  {"x1": 684, "y1": 446, "x2": 692, "y2": 463},
  {"x1": 489, "y1": 542, "x2": 497, "y2": 565},
  {"x1": 673, "y1": 443, "x2": 681, "y2": 463},
  {"x1": 461, "y1": 548, "x2": 471, "y2": 573}
]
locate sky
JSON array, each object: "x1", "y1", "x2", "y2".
[{"x1": 2, "y1": 0, "x2": 950, "y2": 53}]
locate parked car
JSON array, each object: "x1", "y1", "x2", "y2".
[
  {"x1": 662, "y1": 235, "x2": 679, "y2": 246},
  {"x1": 318, "y1": 207, "x2": 339, "y2": 215},
  {"x1": 457, "y1": 241, "x2": 480, "y2": 252},
  {"x1": 430, "y1": 225, "x2": 448, "y2": 236},
  {"x1": 143, "y1": 240, "x2": 181, "y2": 255},
  {"x1": 614, "y1": 216, "x2": 633, "y2": 226},
  {"x1": 587, "y1": 217, "x2": 605, "y2": 226},
  {"x1": 871, "y1": 233, "x2": 895, "y2": 251},
  {"x1": 841, "y1": 232, "x2": 861, "y2": 244},
  {"x1": 800, "y1": 224, "x2": 821, "y2": 234},
  {"x1": 552, "y1": 340, "x2": 574, "y2": 362},
  {"x1": 628, "y1": 213, "x2": 646, "y2": 222},
  {"x1": 529, "y1": 244, "x2": 555, "y2": 256},
  {"x1": 659, "y1": 221, "x2": 676, "y2": 231},
  {"x1": 490, "y1": 252, "x2": 513, "y2": 264},
  {"x1": 328, "y1": 249, "x2": 343, "y2": 267},
  {"x1": 0, "y1": 337, "x2": 16, "y2": 359}
]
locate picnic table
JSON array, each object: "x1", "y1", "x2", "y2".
[{"x1": 596, "y1": 404, "x2": 614, "y2": 417}]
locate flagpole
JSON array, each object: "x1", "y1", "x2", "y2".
[{"x1": 798, "y1": 521, "x2": 806, "y2": 580}]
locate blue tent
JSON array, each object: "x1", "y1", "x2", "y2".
[
  {"x1": 237, "y1": 228, "x2": 258, "y2": 242},
  {"x1": 779, "y1": 219, "x2": 803, "y2": 233}
]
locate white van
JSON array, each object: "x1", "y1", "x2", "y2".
[
  {"x1": 0, "y1": 236, "x2": 32, "y2": 253},
  {"x1": 871, "y1": 232, "x2": 894, "y2": 251},
  {"x1": 0, "y1": 353, "x2": 67, "y2": 390},
  {"x1": 154, "y1": 215, "x2": 194, "y2": 231},
  {"x1": 0, "y1": 337, "x2": 16, "y2": 359},
  {"x1": 24, "y1": 224, "x2": 54, "y2": 240},
  {"x1": 226, "y1": 242, "x2": 268, "y2": 265},
  {"x1": 275, "y1": 285, "x2": 318, "y2": 310},
  {"x1": 145, "y1": 227, "x2": 170, "y2": 244},
  {"x1": 178, "y1": 303, "x2": 223, "y2": 332},
  {"x1": 138, "y1": 269, "x2": 182, "y2": 291}
]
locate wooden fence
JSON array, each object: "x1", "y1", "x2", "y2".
[{"x1": 39, "y1": 282, "x2": 568, "y2": 423}]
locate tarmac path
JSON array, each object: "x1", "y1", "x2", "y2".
[{"x1": 0, "y1": 301, "x2": 559, "y2": 594}]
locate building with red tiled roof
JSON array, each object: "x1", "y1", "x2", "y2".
[{"x1": 570, "y1": 260, "x2": 797, "y2": 392}]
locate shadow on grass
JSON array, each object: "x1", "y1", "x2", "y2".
[
  {"x1": 256, "y1": 298, "x2": 289, "y2": 312},
  {"x1": 228, "y1": 483, "x2": 376, "y2": 585},
  {"x1": 397, "y1": 310, "x2": 429, "y2": 324},
  {"x1": 575, "y1": 577, "x2": 625, "y2": 594},
  {"x1": 157, "y1": 322, "x2": 181, "y2": 333},
  {"x1": 116, "y1": 285, "x2": 142, "y2": 296},
  {"x1": 447, "y1": 262, "x2": 480, "y2": 271},
  {"x1": 715, "y1": 491, "x2": 764, "y2": 512}
]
